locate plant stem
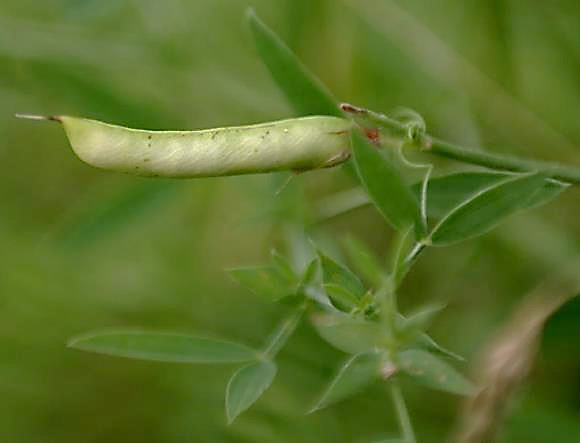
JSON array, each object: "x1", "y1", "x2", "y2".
[
  {"x1": 403, "y1": 241, "x2": 426, "y2": 268},
  {"x1": 262, "y1": 304, "x2": 305, "y2": 358},
  {"x1": 341, "y1": 102, "x2": 580, "y2": 185},
  {"x1": 392, "y1": 241, "x2": 426, "y2": 288},
  {"x1": 424, "y1": 136, "x2": 580, "y2": 184},
  {"x1": 378, "y1": 281, "x2": 398, "y2": 351},
  {"x1": 390, "y1": 383, "x2": 416, "y2": 443}
]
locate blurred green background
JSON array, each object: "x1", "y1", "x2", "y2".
[{"x1": 1, "y1": 0, "x2": 579, "y2": 441}]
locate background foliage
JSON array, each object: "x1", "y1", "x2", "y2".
[{"x1": 1, "y1": 0, "x2": 579, "y2": 442}]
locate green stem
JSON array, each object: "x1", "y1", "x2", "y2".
[
  {"x1": 424, "y1": 136, "x2": 580, "y2": 184},
  {"x1": 378, "y1": 281, "x2": 398, "y2": 351},
  {"x1": 262, "y1": 304, "x2": 305, "y2": 358},
  {"x1": 390, "y1": 383, "x2": 416, "y2": 443},
  {"x1": 394, "y1": 241, "x2": 427, "y2": 288},
  {"x1": 341, "y1": 102, "x2": 580, "y2": 185}
]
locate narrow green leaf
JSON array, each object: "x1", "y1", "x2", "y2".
[
  {"x1": 430, "y1": 172, "x2": 549, "y2": 245},
  {"x1": 299, "y1": 258, "x2": 335, "y2": 307},
  {"x1": 300, "y1": 257, "x2": 321, "y2": 289},
  {"x1": 351, "y1": 132, "x2": 423, "y2": 236},
  {"x1": 68, "y1": 330, "x2": 257, "y2": 363},
  {"x1": 229, "y1": 265, "x2": 296, "y2": 301},
  {"x1": 395, "y1": 313, "x2": 464, "y2": 360},
  {"x1": 311, "y1": 312, "x2": 385, "y2": 354},
  {"x1": 318, "y1": 250, "x2": 365, "y2": 299},
  {"x1": 226, "y1": 360, "x2": 277, "y2": 424},
  {"x1": 310, "y1": 352, "x2": 382, "y2": 411},
  {"x1": 270, "y1": 249, "x2": 299, "y2": 284},
  {"x1": 396, "y1": 303, "x2": 446, "y2": 345},
  {"x1": 323, "y1": 283, "x2": 360, "y2": 311},
  {"x1": 398, "y1": 349, "x2": 473, "y2": 395},
  {"x1": 415, "y1": 332, "x2": 465, "y2": 362},
  {"x1": 410, "y1": 171, "x2": 566, "y2": 219},
  {"x1": 246, "y1": 9, "x2": 340, "y2": 117},
  {"x1": 342, "y1": 236, "x2": 386, "y2": 288}
]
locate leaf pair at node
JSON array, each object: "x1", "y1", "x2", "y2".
[{"x1": 310, "y1": 348, "x2": 473, "y2": 413}]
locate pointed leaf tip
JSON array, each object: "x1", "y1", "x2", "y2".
[
  {"x1": 430, "y1": 172, "x2": 549, "y2": 245},
  {"x1": 247, "y1": 9, "x2": 340, "y2": 117}
]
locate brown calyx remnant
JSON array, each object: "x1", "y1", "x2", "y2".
[
  {"x1": 364, "y1": 127, "x2": 380, "y2": 145},
  {"x1": 339, "y1": 103, "x2": 380, "y2": 146}
]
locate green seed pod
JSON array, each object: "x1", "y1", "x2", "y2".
[{"x1": 18, "y1": 114, "x2": 352, "y2": 177}]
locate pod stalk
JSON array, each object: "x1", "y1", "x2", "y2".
[{"x1": 15, "y1": 114, "x2": 61, "y2": 122}]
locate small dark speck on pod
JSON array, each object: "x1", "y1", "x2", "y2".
[
  {"x1": 147, "y1": 135, "x2": 152, "y2": 140},
  {"x1": 144, "y1": 158, "x2": 150, "y2": 162}
]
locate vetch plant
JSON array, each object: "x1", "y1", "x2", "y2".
[{"x1": 17, "y1": 8, "x2": 579, "y2": 441}]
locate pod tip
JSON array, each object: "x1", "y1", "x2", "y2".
[{"x1": 15, "y1": 113, "x2": 62, "y2": 122}]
